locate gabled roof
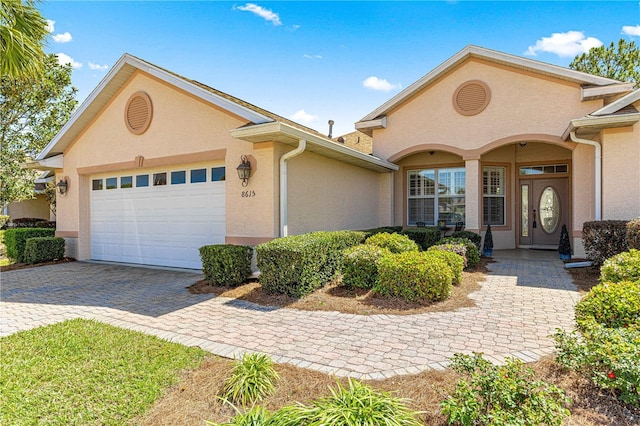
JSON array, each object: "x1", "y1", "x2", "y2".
[
  {"x1": 36, "y1": 54, "x2": 328, "y2": 160},
  {"x1": 357, "y1": 45, "x2": 631, "y2": 128}
]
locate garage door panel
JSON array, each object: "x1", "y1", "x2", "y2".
[{"x1": 91, "y1": 170, "x2": 226, "y2": 269}]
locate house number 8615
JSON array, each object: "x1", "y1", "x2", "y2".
[{"x1": 241, "y1": 190, "x2": 256, "y2": 198}]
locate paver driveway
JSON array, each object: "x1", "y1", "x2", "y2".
[{"x1": 0, "y1": 250, "x2": 581, "y2": 380}]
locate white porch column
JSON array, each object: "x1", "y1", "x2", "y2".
[{"x1": 464, "y1": 157, "x2": 481, "y2": 233}]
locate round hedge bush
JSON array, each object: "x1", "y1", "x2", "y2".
[
  {"x1": 428, "y1": 243, "x2": 467, "y2": 268},
  {"x1": 375, "y1": 251, "x2": 453, "y2": 302},
  {"x1": 425, "y1": 248, "x2": 464, "y2": 285},
  {"x1": 600, "y1": 249, "x2": 640, "y2": 283},
  {"x1": 342, "y1": 244, "x2": 391, "y2": 290},
  {"x1": 365, "y1": 232, "x2": 419, "y2": 254},
  {"x1": 450, "y1": 230, "x2": 482, "y2": 251},
  {"x1": 575, "y1": 280, "x2": 640, "y2": 331},
  {"x1": 438, "y1": 237, "x2": 479, "y2": 268}
]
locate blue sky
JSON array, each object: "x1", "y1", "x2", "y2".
[{"x1": 41, "y1": 1, "x2": 640, "y2": 137}]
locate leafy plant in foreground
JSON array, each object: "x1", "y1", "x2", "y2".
[{"x1": 221, "y1": 353, "x2": 280, "y2": 407}]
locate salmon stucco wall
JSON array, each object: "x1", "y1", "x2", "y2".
[
  {"x1": 372, "y1": 58, "x2": 602, "y2": 161},
  {"x1": 7, "y1": 195, "x2": 53, "y2": 221},
  {"x1": 602, "y1": 125, "x2": 640, "y2": 220},
  {"x1": 287, "y1": 150, "x2": 389, "y2": 234},
  {"x1": 56, "y1": 71, "x2": 278, "y2": 259}
]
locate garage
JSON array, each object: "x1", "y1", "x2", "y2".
[{"x1": 90, "y1": 166, "x2": 226, "y2": 269}]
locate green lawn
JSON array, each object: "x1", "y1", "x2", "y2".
[{"x1": 0, "y1": 319, "x2": 207, "y2": 425}]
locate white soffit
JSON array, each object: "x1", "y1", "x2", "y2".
[
  {"x1": 591, "y1": 89, "x2": 640, "y2": 116},
  {"x1": 37, "y1": 54, "x2": 273, "y2": 161},
  {"x1": 358, "y1": 45, "x2": 626, "y2": 125},
  {"x1": 231, "y1": 122, "x2": 398, "y2": 172}
]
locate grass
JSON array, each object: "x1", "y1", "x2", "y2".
[
  {"x1": 0, "y1": 319, "x2": 207, "y2": 425},
  {"x1": 222, "y1": 353, "x2": 280, "y2": 406}
]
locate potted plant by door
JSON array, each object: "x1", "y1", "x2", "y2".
[
  {"x1": 483, "y1": 224, "x2": 493, "y2": 257},
  {"x1": 558, "y1": 224, "x2": 571, "y2": 260}
]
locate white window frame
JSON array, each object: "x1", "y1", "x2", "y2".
[
  {"x1": 407, "y1": 167, "x2": 465, "y2": 226},
  {"x1": 483, "y1": 166, "x2": 506, "y2": 226}
]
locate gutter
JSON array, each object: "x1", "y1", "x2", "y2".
[
  {"x1": 569, "y1": 131, "x2": 601, "y2": 221},
  {"x1": 280, "y1": 140, "x2": 306, "y2": 237}
]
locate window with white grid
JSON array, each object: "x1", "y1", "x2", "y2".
[
  {"x1": 483, "y1": 166, "x2": 506, "y2": 226},
  {"x1": 407, "y1": 168, "x2": 465, "y2": 226}
]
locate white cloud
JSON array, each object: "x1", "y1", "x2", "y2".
[
  {"x1": 46, "y1": 20, "x2": 55, "y2": 33},
  {"x1": 52, "y1": 32, "x2": 72, "y2": 43},
  {"x1": 303, "y1": 54, "x2": 322, "y2": 59},
  {"x1": 362, "y1": 76, "x2": 400, "y2": 92},
  {"x1": 525, "y1": 30, "x2": 603, "y2": 57},
  {"x1": 290, "y1": 109, "x2": 318, "y2": 124},
  {"x1": 88, "y1": 62, "x2": 109, "y2": 71},
  {"x1": 56, "y1": 53, "x2": 82, "y2": 69},
  {"x1": 622, "y1": 25, "x2": 640, "y2": 36},
  {"x1": 235, "y1": 3, "x2": 282, "y2": 26}
]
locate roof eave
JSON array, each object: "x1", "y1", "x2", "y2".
[
  {"x1": 231, "y1": 122, "x2": 398, "y2": 172},
  {"x1": 562, "y1": 113, "x2": 640, "y2": 140}
]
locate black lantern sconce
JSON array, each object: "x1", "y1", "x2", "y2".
[
  {"x1": 236, "y1": 155, "x2": 252, "y2": 187},
  {"x1": 56, "y1": 177, "x2": 69, "y2": 195}
]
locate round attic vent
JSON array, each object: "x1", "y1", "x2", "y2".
[
  {"x1": 125, "y1": 91, "x2": 153, "y2": 135},
  {"x1": 453, "y1": 80, "x2": 490, "y2": 116}
]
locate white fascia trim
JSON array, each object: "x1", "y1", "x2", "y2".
[
  {"x1": 37, "y1": 54, "x2": 273, "y2": 160},
  {"x1": 358, "y1": 45, "x2": 623, "y2": 123},
  {"x1": 581, "y1": 83, "x2": 634, "y2": 101},
  {"x1": 24, "y1": 154, "x2": 64, "y2": 170},
  {"x1": 231, "y1": 122, "x2": 399, "y2": 171},
  {"x1": 355, "y1": 117, "x2": 387, "y2": 131},
  {"x1": 591, "y1": 89, "x2": 640, "y2": 116},
  {"x1": 562, "y1": 112, "x2": 640, "y2": 139}
]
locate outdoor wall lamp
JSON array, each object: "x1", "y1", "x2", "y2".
[
  {"x1": 56, "y1": 178, "x2": 68, "y2": 195},
  {"x1": 236, "y1": 155, "x2": 252, "y2": 187}
]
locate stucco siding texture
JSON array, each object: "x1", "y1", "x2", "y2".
[
  {"x1": 602, "y1": 126, "x2": 640, "y2": 220},
  {"x1": 287, "y1": 151, "x2": 384, "y2": 234},
  {"x1": 7, "y1": 195, "x2": 52, "y2": 221},
  {"x1": 372, "y1": 59, "x2": 601, "y2": 161}
]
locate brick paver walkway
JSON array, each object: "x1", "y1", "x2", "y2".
[{"x1": 0, "y1": 250, "x2": 581, "y2": 379}]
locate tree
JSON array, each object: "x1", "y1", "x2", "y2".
[
  {"x1": 0, "y1": 53, "x2": 77, "y2": 211},
  {"x1": 0, "y1": 0, "x2": 49, "y2": 80},
  {"x1": 570, "y1": 39, "x2": 640, "y2": 87}
]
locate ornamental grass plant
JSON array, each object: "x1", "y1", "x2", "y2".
[{"x1": 221, "y1": 353, "x2": 280, "y2": 407}]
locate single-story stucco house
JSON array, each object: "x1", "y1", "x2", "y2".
[{"x1": 31, "y1": 45, "x2": 639, "y2": 269}]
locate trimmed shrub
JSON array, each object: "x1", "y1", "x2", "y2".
[
  {"x1": 359, "y1": 226, "x2": 403, "y2": 238},
  {"x1": 438, "y1": 237, "x2": 479, "y2": 268},
  {"x1": 583, "y1": 220, "x2": 629, "y2": 266},
  {"x1": 429, "y1": 242, "x2": 467, "y2": 268},
  {"x1": 341, "y1": 244, "x2": 391, "y2": 290},
  {"x1": 270, "y1": 378, "x2": 423, "y2": 426},
  {"x1": 0, "y1": 215, "x2": 9, "y2": 229},
  {"x1": 221, "y1": 353, "x2": 280, "y2": 407},
  {"x1": 22, "y1": 237, "x2": 65, "y2": 264},
  {"x1": 451, "y1": 230, "x2": 481, "y2": 251},
  {"x1": 365, "y1": 232, "x2": 419, "y2": 253},
  {"x1": 256, "y1": 231, "x2": 365, "y2": 297},
  {"x1": 199, "y1": 245, "x2": 253, "y2": 287},
  {"x1": 600, "y1": 249, "x2": 640, "y2": 283},
  {"x1": 574, "y1": 281, "x2": 640, "y2": 331},
  {"x1": 4, "y1": 228, "x2": 56, "y2": 262},
  {"x1": 400, "y1": 227, "x2": 441, "y2": 250},
  {"x1": 442, "y1": 353, "x2": 570, "y2": 425},
  {"x1": 11, "y1": 217, "x2": 48, "y2": 228},
  {"x1": 554, "y1": 325, "x2": 640, "y2": 407},
  {"x1": 627, "y1": 217, "x2": 640, "y2": 250},
  {"x1": 376, "y1": 251, "x2": 453, "y2": 302},
  {"x1": 426, "y1": 248, "x2": 464, "y2": 285},
  {"x1": 34, "y1": 220, "x2": 56, "y2": 228}
]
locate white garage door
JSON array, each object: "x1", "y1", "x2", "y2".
[{"x1": 90, "y1": 167, "x2": 226, "y2": 269}]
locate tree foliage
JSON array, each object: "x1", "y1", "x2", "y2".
[
  {"x1": 0, "y1": 0, "x2": 49, "y2": 80},
  {"x1": 0, "y1": 54, "x2": 77, "y2": 208},
  {"x1": 570, "y1": 39, "x2": 640, "y2": 87}
]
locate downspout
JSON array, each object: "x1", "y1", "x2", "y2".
[
  {"x1": 279, "y1": 140, "x2": 307, "y2": 237},
  {"x1": 570, "y1": 131, "x2": 601, "y2": 220}
]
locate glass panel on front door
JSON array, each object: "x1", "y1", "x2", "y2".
[
  {"x1": 521, "y1": 184, "x2": 529, "y2": 237},
  {"x1": 539, "y1": 186, "x2": 560, "y2": 234}
]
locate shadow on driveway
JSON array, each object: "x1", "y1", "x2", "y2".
[{"x1": 1, "y1": 262, "x2": 212, "y2": 317}]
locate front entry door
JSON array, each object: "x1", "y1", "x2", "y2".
[{"x1": 519, "y1": 178, "x2": 569, "y2": 246}]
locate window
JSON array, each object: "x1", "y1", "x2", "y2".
[
  {"x1": 92, "y1": 179, "x2": 103, "y2": 190},
  {"x1": 136, "y1": 174, "x2": 149, "y2": 187},
  {"x1": 191, "y1": 168, "x2": 206, "y2": 183},
  {"x1": 483, "y1": 166, "x2": 506, "y2": 226},
  {"x1": 121, "y1": 176, "x2": 133, "y2": 189},
  {"x1": 106, "y1": 177, "x2": 117, "y2": 190},
  {"x1": 519, "y1": 164, "x2": 568, "y2": 175},
  {"x1": 153, "y1": 172, "x2": 167, "y2": 186},
  {"x1": 407, "y1": 167, "x2": 465, "y2": 226},
  {"x1": 171, "y1": 170, "x2": 186, "y2": 185},
  {"x1": 211, "y1": 167, "x2": 226, "y2": 181}
]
